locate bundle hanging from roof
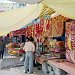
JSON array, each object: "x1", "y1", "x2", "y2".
[{"x1": 38, "y1": 4, "x2": 55, "y2": 18}]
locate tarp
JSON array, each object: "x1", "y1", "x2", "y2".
[
  {"x1": 0, "y1": 3, "x2": 43, "y2": 36},
  {"x1": 10, "y1": 0, "x2": 42, "y2": 4},
  {"x1": 11, "y1": 0, "x2": 75, "y2": 19},
  {"x1": 42, "y1": 0, "x2": 75, "y2": 19}
]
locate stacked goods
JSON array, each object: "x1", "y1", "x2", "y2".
[
  {"x1": 49, "y1": 40, "x2": 65, "y2": 58},
  {"x1": 6, "y1": 43, "x2": 20, "y2": 49},
  {"x1": 6, "y1": 43, "x2": 14, "y2": 50},
  {"x1": 6, "y1": 43, "x2": 20, "y2": 55}
]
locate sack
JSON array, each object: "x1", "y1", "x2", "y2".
[{"x1": 20, "y1": 54, "x2": 25, "y2": 62}]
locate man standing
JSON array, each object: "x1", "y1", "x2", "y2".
[
  {"x1": 0, "y1": 40, "x2": 5, "y2": 59},
  {"x1": 23, "y1": 37, "x2": 35, "y2": 74}
]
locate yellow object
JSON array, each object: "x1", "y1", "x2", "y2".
[
  {"x1": 8, "y1": 51, "x2": 17, "y2": 54},
  {"x1": 39, "y1": 4, "x2": 55, "y2": 18},
  {"x1": 67, "y1": 34, "x2": 71, "y2": 50},
  {"x1": 50, "y1": 39, "x2": 56, "y2": 47}
]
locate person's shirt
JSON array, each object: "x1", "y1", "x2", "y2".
[{"x1": 23, "y1": 41, "x2": 35, "y2": 52}]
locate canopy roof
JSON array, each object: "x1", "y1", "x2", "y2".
[
  {"x1": 11, "y1": 0, "x2": 75, "y2": 19},
  {"x1": 0, "y1": 0, "x2": 75, "y2": 36},
  {"x1": 42, "y1": 0, "x2": 75, "y2": 19},
  {"x1": 10, "y1": 0, "x2": 42, "y2": 4},
  {"x1": 0, "y1": 3, "x2": 43, "y2": 36}
]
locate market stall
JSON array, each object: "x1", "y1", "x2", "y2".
[
  {"x1": 6, "y1": 42, "x2": 25, "y2": 56},
  {"x1": 65, "y1": 20, "x2": 75, "y2": 63},
  {"x1": 35, "y1": 19, "x2": 75, "y2": 75},
  {"x1": 0, "y1": 1, "x2": 75, "y2": 75}
]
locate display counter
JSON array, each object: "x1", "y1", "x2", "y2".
[
  {"x1": 35, "y1": 56, "x2": 46, "y2": 64},
  {"x1": 47, "y1": 60, "x2": 75, "y2": 75},
  {"x1": 35, "y1": 56, "x2": 75, "y2": 75},
  {"x1": 35, "y1": 55, "x2": 59, "y2": 64}
]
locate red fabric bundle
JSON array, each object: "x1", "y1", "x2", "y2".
[{"x1": 18, "y1": 49, "x2": 25, "y2": 54}]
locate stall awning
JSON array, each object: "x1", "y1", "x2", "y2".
[
  {"x1": 42, "y1": 0, "x2": 75, "y2": 19},
  {"x1": 10, "y1": 0, "x2": 42, "y2": 4},
  {"x1": 0, "y1": 3, "x2": 43, "y2": 36},
  {"x1": 11, "y1": 0, "x2": 75, "y2": 19}
]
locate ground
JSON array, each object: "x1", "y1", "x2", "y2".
[{"x1": 0, "y1": 49, "x2": 43, "y2": 75}]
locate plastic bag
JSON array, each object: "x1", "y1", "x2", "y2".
[{"x1": 20, "y1": 54, "x2": 25, "y2": 62}]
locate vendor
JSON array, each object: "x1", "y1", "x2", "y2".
[
  {"x1": 0, "y1": 40, "x2": 5, "y2": 59},
  {"x1": 43, "y1": 37, "x2": 49, "y2": 52}
]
